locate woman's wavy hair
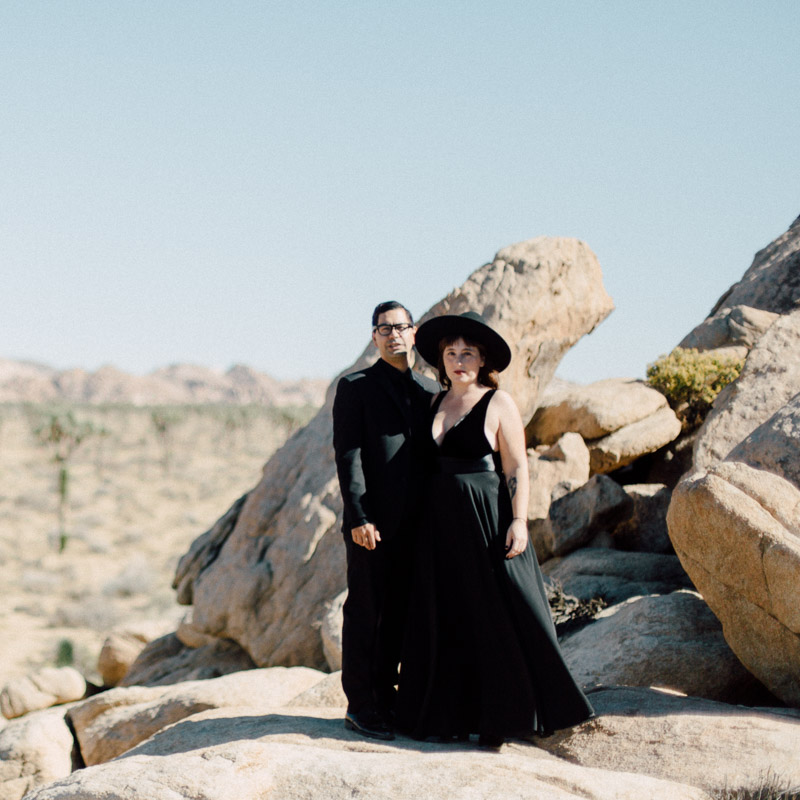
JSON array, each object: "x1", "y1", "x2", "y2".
[{"x1": 437, "y1": 335, "x2": 499, "y2": 390}]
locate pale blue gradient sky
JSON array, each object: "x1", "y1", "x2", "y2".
[{"x1": 2, "y1": 1, "x2": 798, "y2": 382}]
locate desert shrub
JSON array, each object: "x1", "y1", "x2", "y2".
[
  {"x1": 646, "y1": 347, "x2": 744, "y2": 430},
  {"x1": 547, "y1": 579, "x2": 608, "y2": 637},
  {"x1": 711, "y1": 769, "x2": 800, "y2": 800},
  {"x1": 55, "y1": 638, "x2": 74, "y2": 667}
]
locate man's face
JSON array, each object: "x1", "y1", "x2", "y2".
[{"x1": 372, "y1": 308, "x2": 416, "y2": 366}]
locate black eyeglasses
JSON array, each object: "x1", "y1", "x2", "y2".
[{"x1": 373, "y1": 323, "x2": 414, "y2": 336}]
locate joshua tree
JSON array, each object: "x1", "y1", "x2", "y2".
[{"x1": 34, "y1": 410, "x2": 96, "y2": 552}]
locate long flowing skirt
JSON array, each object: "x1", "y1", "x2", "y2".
[{"x1": 397, "y1": 468, "x2": 594, "y2": 739}]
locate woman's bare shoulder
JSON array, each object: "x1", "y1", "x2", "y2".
[{"x1": 489, "y1": 389, "x2": 518, "y2": 410}]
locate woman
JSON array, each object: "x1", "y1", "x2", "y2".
[{"x1": 397, "y1": 311, "x2": 594, "y2": 746}]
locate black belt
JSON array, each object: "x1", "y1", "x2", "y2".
[{"x1": 434, "y1": 454, "x2": 496, "y2": 474}]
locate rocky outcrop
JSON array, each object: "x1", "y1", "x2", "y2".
[
  {"x1": 693, "y1": 307, "x2": 800, "y2": 470},
  {"x1": 679, "y1": 305, "x2": 779, "y2": 358},
  {"x1": 666, "y1": 216, "x2": 800, "y2": 708},
  {"x1": 0, "y1": 359, "x2": 327, "y2": 407},
  {"x1": 172, "y1": 236, "x2": 614, "y2": 668},
  {"x1": 524, "y1": 377, "x2": 681, "y2": 475},
  {"x1": 679, "y1": 214, "x2": 800, "y2": 353},
  {"x1": 18, "y1": 666, "x2": 800, "y2": 800},
  {"x1": 0, "y1": 668, "x2": 85, "y2": 720},
  {"x1": 561, "y1": 590, "x2": 760, "y2": 702}
]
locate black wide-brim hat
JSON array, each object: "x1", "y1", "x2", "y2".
[{"x1": 415, "y1": 311, "x2": 512, "y2": 372}]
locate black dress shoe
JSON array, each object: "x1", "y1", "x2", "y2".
[
  {"x1": 478, "y1": 733, "x2": 504, "y2": 748},
  {"x1": 344, "y1": 710, "x2": 395, "y2": 741}
]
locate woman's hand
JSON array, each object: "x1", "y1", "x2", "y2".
[{"x1": 505, "y1": 518, "x2": 528, "y2": 559}]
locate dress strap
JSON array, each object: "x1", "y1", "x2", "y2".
[
  {"x1": 473, "y1": 389, "x2": 496, "y2": 422},
  {"x1": 431, "y1": 391, "x2": 447, "y2": 414}
]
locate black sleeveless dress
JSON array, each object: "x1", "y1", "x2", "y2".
[{"x1": 397, "y1": 390, "x2": 594, "y2": 740}]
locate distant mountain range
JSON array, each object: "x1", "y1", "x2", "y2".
[{"x1": 0, "y1": 359, "x2": 329, "y2": 408}]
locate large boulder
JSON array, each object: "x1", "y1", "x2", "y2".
[
  {"x1": 0, "y1": 706, "x2": 76, "y2": 800},
  {"x1": 560, "y1": 590, "x2": 761, "y2": 702},
  {"x1": 587, "y1": 407, "x2": 681, "y2": 475},
  {"x1": 537, "y1": 686, "x2": 800, "y2": 793},
  {"x1": 668, "y1": 422, "x2": 800, "y2": 706},
  {"x1": 1, "y1": 668, "x2": 85, "y2": 720},
  {"x1": 172, "y1": 237, "x2": 613, "y2": 668},
  {"x1": 527, "y1": 378, "x2": 670, "y2": 445}
]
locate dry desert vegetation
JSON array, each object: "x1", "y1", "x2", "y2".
[{"x1": 0, "y1": 401, "x2": 314, "y2": 686}]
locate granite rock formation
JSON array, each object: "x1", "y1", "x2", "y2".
[{"x1": 172, "y1": 236, "x2": 614, "y2": 669}]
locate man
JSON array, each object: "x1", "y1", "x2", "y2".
[{"x1": 332, "y1": 300, "x2": 438, "y2": 740}]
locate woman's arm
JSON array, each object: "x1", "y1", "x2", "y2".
[{"x1": 493, "y1": 390, "x2": 530, "y2": 559}]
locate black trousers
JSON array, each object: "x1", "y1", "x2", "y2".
[{"x1": 341, "y1": 529, "x2": 414, "y2": 715}]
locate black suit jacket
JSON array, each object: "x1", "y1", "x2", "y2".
[{"x1": 333, "y1": 359, "x2": 438, "y2": 540}]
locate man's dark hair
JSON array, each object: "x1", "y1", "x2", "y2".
[{"x1": 372, "y1": 301, "x2": 413, "y2": 328}]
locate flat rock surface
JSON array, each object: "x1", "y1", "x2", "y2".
[
  {"x1": 538, "y1": 686, "x2": 800, "y2": 792},
  {"x1": 23, "y1": 705, "x2": 708, "y2": 800}
]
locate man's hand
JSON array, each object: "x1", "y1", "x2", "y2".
[{"x1": 351, "y1": 523, "x2": 381, "y2": 550}]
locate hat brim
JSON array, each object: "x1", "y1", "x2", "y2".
[{"x1": 415, "y1": 313, "x2": 512, "y2": 373}]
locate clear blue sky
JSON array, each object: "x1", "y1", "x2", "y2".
[{"x1": 2, "y1": 1, "x2": 798, "y2": 383}]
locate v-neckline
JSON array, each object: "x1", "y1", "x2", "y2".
[{"x1": 433, "y1": 390, "x2": 492, "y2": 448}]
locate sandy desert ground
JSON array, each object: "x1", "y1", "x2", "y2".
[{"x1": 0, "y1": 402, "x2": 312, "y2": 686}]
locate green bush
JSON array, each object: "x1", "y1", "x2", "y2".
[{"x1": 646, "y1": 347, "x2": 744, "y2": 430}]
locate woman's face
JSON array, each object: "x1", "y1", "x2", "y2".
[{"x1": 442, "y1": 337, "x2": 485, "y2": 386}]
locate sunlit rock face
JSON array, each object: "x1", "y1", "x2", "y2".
[{"x1": 667, "y1": 216, "x2": 800, "y2": 708}]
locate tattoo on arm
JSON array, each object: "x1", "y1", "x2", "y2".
[{"x1": 507, "y1": 475, "x2": 517, "y2": 500}]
